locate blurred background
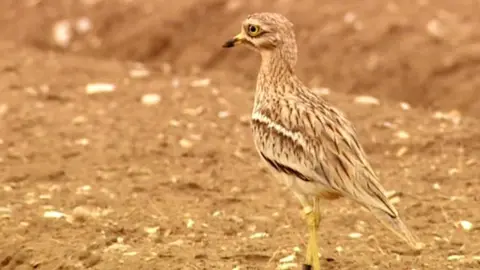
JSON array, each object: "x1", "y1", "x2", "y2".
[{"x1": 1, "y1": 0, "x2": 479, "y2": 269}]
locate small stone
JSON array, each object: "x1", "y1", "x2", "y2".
[
  {"x1": 239, "y1": 114, "x2": 250, "y2": 124},
  {"x1": 105, "y1": 243, "x2": 131, "y2": 253},
  {"x1": 249, "y1": 232, "x2": 268, "y2": 239},
  {"x1": 426, "y1": 19, "x2": 444, "y2": 39},
  {"x1": 277, "y1": 263, "x2": 298, "y2": 270},
  {"x1": 229, "y1": 215, "x2": 244, "y2": 223},
  {"x1": 72, "y1": 115, "x2": 87, "y2": 125},
  {"x1": 399, "y1": 102, "x2": 411, "y2": 110},
  {"x1": 312, "y1": 87, "x2": 330, "y2": 96},
  {"x1": 218, "y1": 111, "x2": 230, "y2": 119},
  {"x1": 53, "y1": 20, "x2": 72, "y2": 48},
  {"x1": 183, "y1": 106, "x2": 205, "y2": 116},
  {"x1": 179, "y1": 139, "x2": 193, "y2": 149},
  {"x1": 348, "y1": 232, "x2": 362, "y2": 239},
  {"x1": 230, "y1": 186, "x2": 241, "y2": 193},
  {"x1": 395, "y1": 130, "x2": 410, "y2": 139},
  {"x1": 39, "y1": 194, "x2": 51, "y2": 200},
  {"x1": 75, "y1": 17, "x2": 92, "y2": 34},
  {"x1": 86, "y1": 83, "x2": 115, "y2": 94},
  {"x1": 129, "y1": 68, "x2": 150, "y2": 79},
  {"x1": 389, "y1": 196, "x2": 401, "y2": 205},
  {"x1": 448, "y1": 168, "x2": 458, "y2": 176},
  {"x1": 432, "y1": 110, "x2": 461, "y2": 125},
  {"x1": 385, "y1": 190, "x2": 398, "y2": 198},
  {"x1": 186, "y1": 219, "x2": 195, "y2": 229},
  {"x1": 190, "y1": 78, "x2": 211, "y2": 88},
  {"x1": 212, "y1": 211, "x2": 222, "y2": 217},
  {"x1": 354, "y1": 95, "x2": 380, "y2": 105},
  {"x1": 144, "y1": 227, "x2": 159, "y2": 235},
  {"x1": 76, "y1": 185, "x2": 92, "y2": 194},
  {"x1": 43, "y1": 210, "x2": 65, "y2": 219},
  {"x1": 458, "y1": 220, "x2": 473, "y2": 231},
  {"x1": 396, "y1": 146, "x2": 408, "y2": 157},
  {"x1": 0, "y1": 104, "x2": 8, "y2": 115},
  {"x1": 167, "y1": 239, "x2": 184, "y2": 246},
  {"x1": 75, "y1": 138, "x2": 90, "y2": 146},
  {"x1": 344, "y1": 12, "x2": 357, "y2": 24},
  {"x1": 433, "y1": 183, "x2": 441, "y2": 190},
  {"x1": 0, "y1": 206, "x2": 12, "y2": 218},
  {"x1": 447, "y1": 255, "x2": 464, "y2": 261},
  {"x1": 141, "y1": 94, "x2": 161, "y2": 105},
  {"x1": 335, "y1": 246, "x2": 344, "y2": 253},
  {"x1": 169, "y1": 119, "x2": 181, "y2": 127},
  {"x1": 279, "y1": 254, "x2": 295, "y2": 263}
]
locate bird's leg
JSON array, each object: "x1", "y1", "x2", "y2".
[
  {"x1": 295, "y1": 193, "x2": 321, "y2": 270},
  {"x1": 313, "y1": 196, "x2": 322, "y2": 229},
  {"x1": 304, "y1": 197, "x2": 321, "y2": 270}
]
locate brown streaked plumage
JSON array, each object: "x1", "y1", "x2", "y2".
[{"x1": 223, "y1": 12, "x2": 423, "y2": 269}]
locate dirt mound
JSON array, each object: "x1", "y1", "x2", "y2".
[{"x1": 1, "y1": 0, "x2": 480, "y2": 114}]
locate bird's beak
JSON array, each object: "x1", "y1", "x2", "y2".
[{"x1": 223, "y1": 33, "x2": 245, "y2": 48}]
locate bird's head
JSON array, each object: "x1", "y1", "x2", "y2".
[{"x1": 223, "y1": 13, "x2": 298, "y2": 66}]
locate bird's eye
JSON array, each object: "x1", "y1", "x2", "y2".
[{"x1": 247, "y1": 24, "x2": 261, "y2": 36}]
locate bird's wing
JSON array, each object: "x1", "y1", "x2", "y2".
[{"x1": 252, "y1": 97, "x2": 398, "y2": 218}]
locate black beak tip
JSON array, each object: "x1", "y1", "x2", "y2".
[{"x1": 222, "y1": 40, "x2": 235, "y2": 48}]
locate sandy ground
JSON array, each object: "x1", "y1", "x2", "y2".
[{"x1": 0, "y1": 0, "x2": 480, "y2": 269}]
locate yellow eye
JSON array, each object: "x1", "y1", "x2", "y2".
[{"x1": 247, "y1": 24, "x2": 261, "y2": 36}]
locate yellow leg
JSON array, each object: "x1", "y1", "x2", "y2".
[
  {"x1": 294, "y1": 193, "x2": 321, "y2": 270},
  {"x1": 303, "y1": 204, "x2": 321, "y2": 270}
]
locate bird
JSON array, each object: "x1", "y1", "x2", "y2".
[{"x1": 222, "y1": 12, "x2": 423, "y2": 269}]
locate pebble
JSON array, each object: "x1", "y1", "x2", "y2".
[
  {"x1": 249, "y1": 232, "x2": 268, "y2": 239},
  {"x1": 400, "y1": 102, "x2": 411, "y2": 110},
  {"x1": 348, "y1": 232, "x2": 362, "y2": 239},
  {"x1": 75, "y1": 138, "x2": 90, "y2": 146},
  {"x1": 354, "y1": 95, "x2": 380, "y2": 105},
  {"x1": 218, "y1": 111, "x2": 230, "y2": 119},
  {"x1": 86, "y1": 83, "x2": 116, "y2": 94},
  {"x1": 144, "y1": 226, "x2": 159, "y2": 234},
  {"x1": 43, "y1": 210, "x2": 66, "y2": 219},
  {"x1": 129, "y1": 68, "x2": 150, "y2": 79},
  {"x1": 447, "y1": 255, "x2": 464, "y2": 261},
  {"x1": 395, "y1": 130, "x2": 410, "y2": 139},
  {"x1": 72, "y1": 115, "x2": 87, "y2": 125},
  {"x1": 53, "y1": 20, "x2": 72, "y2": 48},
  {"x1": 179, "y1": 138, "x2": 193, "y2": 149},
  {"x1": 458, "y1": 220, "x2": 473, "y2": 231},
  {"x1": 141, "y1": 94, "x2": 161, "y2": 105},
  {"x1": 312, "y1": 87, "x2": 330, "y2": 96},
  {"x1": 277, "y1": 263, "x2": 298, "y2": 270},
  {"x1": 75, "y1": 17, "x2": 92, "y2": 34},
  {"x1": 426, "y1": 19, "x2": 444, "y2": 39},
  {"x1": 190, "y1": 78, "x2": 211, "y2": 88},
  {"x1": 279, "y1": 254, "x2": 296, "y2": 263},
  {"x1": 186, "y1": 218, "x2": 195, "y2": 229}
]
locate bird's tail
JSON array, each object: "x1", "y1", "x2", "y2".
[{"x1": 369, "y1": 207, "x2": 424, "y2": 250}]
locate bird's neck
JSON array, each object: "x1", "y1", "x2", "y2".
[
  {"x1": 257, "y1": 49, "x2": 295, "y2": 88},
  {"x1": 259, "y1": 49, "x2": 295, "y2": 77},
  {"x1": 254, "y1": 49, "x2": 297, "y2": 111}
]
